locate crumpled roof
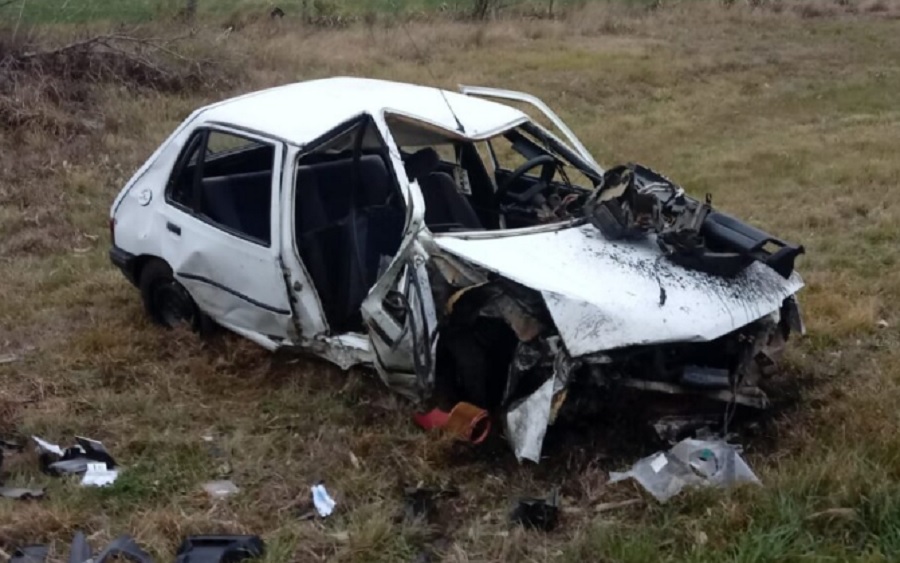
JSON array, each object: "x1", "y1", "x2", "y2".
[{"x1": 199, "y1": 77, "x2": 528, "y2": 146}]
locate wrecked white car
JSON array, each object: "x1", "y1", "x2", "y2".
[{"x1": 109, "y1": 78, "x2": 805, "y2": 461}]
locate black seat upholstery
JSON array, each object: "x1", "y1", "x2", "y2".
[
  {"x1": 294, "y1": 153, "x2": 404, "y2": 333},
  {"x1": 403, "y1": 148, "x2": 482, "y2": 232},
  {"x1": 200, "y1": 171, "x2": 272, "y2": 243}
]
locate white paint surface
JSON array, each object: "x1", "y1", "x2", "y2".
[
  {"x1": 435, "y1": 223, "x2": 803, "y2": 356},
  {"x1": 202, "y1": 77, "x2": 527, "y2": 147}
]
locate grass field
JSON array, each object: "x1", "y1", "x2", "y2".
[
  {"x1": 0, "y1": 0, "x2": 594, "y2": 24},
  {"x1": 1, "y1": 0, "x2": 900, "y2": 561}
]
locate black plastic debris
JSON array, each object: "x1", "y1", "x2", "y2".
[
  {"x1": 585, "y1": 163, "x2": 803, "y2": 279},
  {"x1": 95, "y1": 535, "x2": 154, "y2": 563},
  {"x1": 510, "y1": 489, "x2": 560, "y2": 531},
  {"x1": 9, "y1": 545, "x2": 49, "y2": 563},
  {"x1": 68, "y1": 531, "x2": 92, "y2": 563},
  {"x1": 174, "y1": 535, "x2": 265, "y2": 563},
  {"x1": 402, "y1": 486, "x2": 459, "y2": 522},
  {"x1": 67, "y1": 531, "x2": 153, "y2": 563},
  {"x1": 33, "y1": 436, "x2": 116, "y2": 476}
]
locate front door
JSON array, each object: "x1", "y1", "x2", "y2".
[{"x1": 360, "y1": 122, "x2": 438, "y2": 402}]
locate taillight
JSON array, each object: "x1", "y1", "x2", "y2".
[{"x1": 109, "y1": 217, "x2": 116, "y2": 246}]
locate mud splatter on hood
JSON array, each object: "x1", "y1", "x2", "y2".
[{"x1": 433, "y1": 223, "x2": 804, "y2": 356}]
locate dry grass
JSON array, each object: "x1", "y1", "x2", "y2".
[{"x1": 2, "y1": 1, "x2": 900, "y2": 561}]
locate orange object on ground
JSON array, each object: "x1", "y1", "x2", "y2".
[{"x1": 413, "y1": 402, "x2": 491, "y2": 444}]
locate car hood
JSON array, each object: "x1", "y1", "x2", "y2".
[{"x1": 433, "y1": 223, "x2": 804, "y2": 357}]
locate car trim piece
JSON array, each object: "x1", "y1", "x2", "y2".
[{"x1": 177, "y1": 272, "x2": 292, "y2": 315}]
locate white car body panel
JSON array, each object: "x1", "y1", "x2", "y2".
[
  {"x1": 199, "y1": 78, "x2": 528, "y2": 148},
  {"x1": 434, "y1": 223, "x2": 804, "y2": 357}
]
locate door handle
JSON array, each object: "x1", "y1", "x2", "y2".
[{"x1": 166, "y1": 222, "x2": 181, "y2": 236}]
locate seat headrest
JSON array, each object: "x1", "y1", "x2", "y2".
[{"x1": 404, "y1": 148, "x2": 440, "y2": 183}]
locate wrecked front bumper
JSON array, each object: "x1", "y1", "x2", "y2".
[{"x1": 501, "y1": 301, "x2": 802, "y2": 462}]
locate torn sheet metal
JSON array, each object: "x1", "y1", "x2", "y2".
[
  {"x1": 504, "y1": 345, "x2": 576, "y2": 462},
  {"x1": 434, "y1": 223, "x2": 803, "y2": 357},
  {"x1": 609, "y1": 439, "x2": 760, "y2": 502},
  {"x1": 505, "y1": 377, "x2": 554, "y2": 463}
]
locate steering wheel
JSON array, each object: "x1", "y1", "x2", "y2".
[{"x1": 494, "y1": 154, "x2": 558, "y2": 205}]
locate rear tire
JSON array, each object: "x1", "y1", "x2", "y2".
[{"x1": 139, "y1": 260, "x2": 198, "y2": 329}]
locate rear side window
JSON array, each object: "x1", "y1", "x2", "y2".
[
  {"x1": 168, "y1": 133, "x2": 204, "y2": 208},
  {"x1": 166, "y1": 128, "x2": 276, "y2": 245}
]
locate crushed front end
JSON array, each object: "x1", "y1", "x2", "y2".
[{"x1": 422, "y1": 165, "x2": 805, "y2": 462}]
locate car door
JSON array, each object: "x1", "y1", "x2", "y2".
[
  {"x1": 159, "y1": 125, "x2": 297, "y2": 349},
  {"x1": 360, "y1": 130, "x2": 439, "y2": 402},
  {"x1": 458, "y1": 85, "x2": 603, "y2": 172}
]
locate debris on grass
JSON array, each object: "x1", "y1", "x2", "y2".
[
  {"x1": 413, "y1": 402, "x2": 491, "y2": 444},
  {"x1": 510, "y1": 488, "x2": 560, "y2": 531},
  {"x1": 174, "y1": 535, "x2": 264, "y2": 563},
  {"x1": 0, "y1": 486, "x2": 45, "y2": 500},
  {"x1": 66, "y1": 531, "x2": 152, "y2": 563},
  {"x1": 93, "y1": 534, "x2": 153, "y2": 563},
  {"x1": 68, "y1": 531, "x2": 92, "y2": 563},
  {"x1": 81, "y1": 462, "x2": 119, "y2": 487},
  {"x1": 609, "y1": 439, "x2": 760, "y2": 502},
  {"x1": 8, "y1": 545, "x2": 49, "y2": 563},
  {"x1": 32, "y1": 435, "x2": 117, "y2": 479},
  {"x1": 652, "y1": 415, "x2": 717, "y2": 445},
  {"x1": 202, "y1": 480, "x2": 239, "y2": 500},
  {"x1": 403, "y1": 485, "x2": 460, "y2": 522},
  {"x1": 312, "y1": 483, "x2": 336, "y2": 518}
]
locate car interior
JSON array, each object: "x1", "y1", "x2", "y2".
[
  {"x1": 293, "y1": 117, "x2": 406, "y2": 333},
  {"x1": 387, "y1": 115, "x2": 601, "y2": 233},
  {"x1": 167, "y1": 130, "x2": 276, "y2": 245}
]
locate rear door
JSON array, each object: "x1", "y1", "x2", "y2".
[{"x1": 159, "y1": 125, "x2": 296, "y2": 348}]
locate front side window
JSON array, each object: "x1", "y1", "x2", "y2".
[{"x1": 166, "y1": 128, "x2": 276, "y2": 245}]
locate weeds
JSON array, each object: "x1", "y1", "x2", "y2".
[{"x1": 1, "y1": 1, "x2": 900, "y2": 560}]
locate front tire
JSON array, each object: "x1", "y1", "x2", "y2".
[{"x1": 139, "y1": 260, "x2": 198, "y2": 329}]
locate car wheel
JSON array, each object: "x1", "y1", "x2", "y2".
[{"x1": 139, "y1": 260, "x2": 198, "y2": 329}]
